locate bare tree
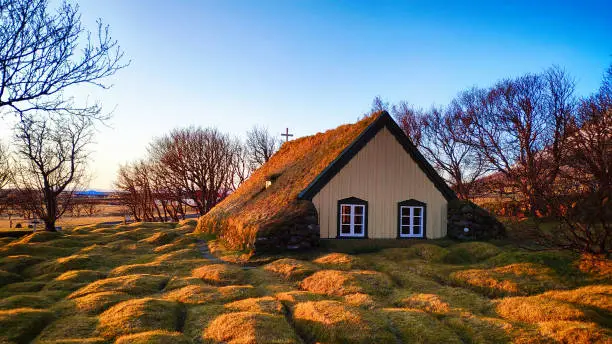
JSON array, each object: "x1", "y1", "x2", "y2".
[
  {"x1": 0, "y1": 141, "x2": 10, "y2": 190},
  {"x1": 0, "y1": 0, "x2": 126, "y2": 119},
  {"x1": 245, "y1": 126, "x2": 278, "y2": 169},
  {"x1": 370, "y1": 95, "x2": 389, "y2": 113},
  {"x1": 150, "y1": 127, "x2": 237, "y2": 215},
  {"x1": 457, "y1": 66, "x2": 576, "y2": 215},
  {"x1": 391, "y1": 101, "x2": 424, "y2": 147},
  {"x1": 12, "y1": 113, "x2": 94, "y2": 231},
  {"x1": 230, "y1": 140, "x2": 252, "y2": 191}
]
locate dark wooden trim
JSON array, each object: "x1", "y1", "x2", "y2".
[
  {"x1": 336, "y1": 197, "x2": 368, "y2": 239},
  {"x1": 298, "y1": 111, "x2": 457, "y2": 201},
  {"x1": 397, "y1": 199, "x2": 427, "y2": 239}
]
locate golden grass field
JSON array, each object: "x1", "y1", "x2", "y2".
[{"x1": 0, "y1": 221, "x2": 610, "y2": 343}]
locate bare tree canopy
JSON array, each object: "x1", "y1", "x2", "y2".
[
  {"x1": 0, "y1": 0, "x2": 126, "y2": 118},
  {"x1": 0, "y1": 142, "x2": 10, "y2": 190},
  {"x1": 245, "y1": 125, "x2": 279, "y2": 169},
  {"x1": 12, "y1": 114, "x2": 94, "y2": 230}
]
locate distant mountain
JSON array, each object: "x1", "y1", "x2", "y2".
[{"x1": 75, "y1": 190, "x2": 111, "y2": 197}]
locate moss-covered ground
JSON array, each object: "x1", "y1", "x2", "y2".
[{"x1": 0, "y1": 223, "x2": 610, "y2": 343}]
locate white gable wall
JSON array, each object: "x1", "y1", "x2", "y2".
[{"x1": 311, "y1": 126, "x2": 448, "y2": 239}]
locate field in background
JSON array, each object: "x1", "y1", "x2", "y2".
[{"x1": 0, "y1": 221, "x2": 610, "y2": 343}]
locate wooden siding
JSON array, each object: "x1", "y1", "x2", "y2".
[{"x1": 312, "y1": 127, "x2": 448, "y2": 239}]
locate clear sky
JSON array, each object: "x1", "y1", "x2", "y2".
[{"x1": 15, "y1": 0, "x2": 612, "y2": 190}]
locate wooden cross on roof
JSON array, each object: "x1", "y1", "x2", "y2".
[{"x1": 281, "y1": 128, "x2": 293, "y2": 142}]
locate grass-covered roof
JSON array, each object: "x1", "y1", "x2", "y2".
[{"x1": 197, "y1": 112, "x2": 380, "y2": 249}]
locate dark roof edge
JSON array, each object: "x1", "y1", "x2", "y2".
[{"x1": 298, "y1": 111, "x2": 457, "y2": 201}]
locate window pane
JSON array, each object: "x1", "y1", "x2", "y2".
[
  {"x1": 341, "y1": 205, "x2": 351, "y2": 214},
  {"x1": 401, "y1": 217, "x2": 410, "y2": 226},
  {"x1": 354, "y1": 206, "x2": 364, "y2": 215},
  {"x1": 413, "y1": 216, "x2": 421, "y2": 227},
  {"x1": 413, "y1": 207, "x2": 422, "y2": 217},
  {"x1": 354, "y1": 224, "x2": 363, "y2": 234},
  {"x1": 401, "y1": 226, "x2": 410, "y2": 235},
  {"x1": 413, "y1": 225, "x2": 421, "y2": 235},
  {"x1": 354, "y1": 215, "x2": 364, "y2": 225},
  {"x1": 341, "y1": 213, "x2": 350, "y2": 225},
  {"x1": 341, "y1": 224, "x2": 351, "y2": 234}
]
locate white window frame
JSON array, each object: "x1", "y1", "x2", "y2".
[
  {"x1": 339, "y1": 204, "x2": 366, "y2": 237},
  {"x1": 399, "y1": 205, "x2": 424, "y2": 238}
]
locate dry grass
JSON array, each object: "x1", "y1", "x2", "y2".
[
  {"x1": 300, "y1": 269, "x2": 394, "y2": 296},
  {"x1": 68, "y1": 274, "x2": 169, "y2": 299},
  {"x1": 191, "y1": 263, "x2": 245, "y2": 285},
  {"x1": 225, "y1": 296, "x2": 285, "y2": 314},
  {"x1": 292, "y1": 300, "x2": 396, "y2": 343},
  {"x1": 0, "y1": 221, "x2": 609, "y2": 343},
  {"x1": 97, "y1": 298, "x2": 183, "y2": 338},
  {"x1": 450, "y1": 262, "x2": 566, "y2": 297},
  {"x1": 203, "y1": 311, "x2": 301, "y2": 343},
  {"x1": 312, "y1": 252, "x2": 364, "y2": 270},
  {"x1": 496, "y1": 296, "x2": 588, "y2": 323},
  {"x1": 263, "y1": 258, "x2": 319, "y2": 280}
]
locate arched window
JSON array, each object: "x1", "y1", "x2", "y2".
[
  {"x1": 398, "y1": 199, "x2": 426, "y2": 238},
  {"x1": 337, "y1": 197, "x2": 368, "y2": 238}
]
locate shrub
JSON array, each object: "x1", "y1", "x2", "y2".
[
  {"x1": 191, "y1": 264, "x2": 245, "y2": 285},
  {"x1": 300, "y1": 270, "x2": 393, "y2": 296},
  {"x1": 263, "y1": 258, "x2": 319, "y2": 280},
  {"x1": 203, "y1": 311, "x2": 301, "y2": 343},
  {"x1": 97, "y1": 298, "x2": 183, "y2": 338},
  {"x1": 292, "y1": 300, "x2": 396, "y2": 343},
  {"x1": 0, "y1": 308, "x2": 54, "y2": 344},
  {"x1": 114, "y1": 330, "x2": 190, "y2": 344},
  {"x1": 69, "y1": 274, "x2": 169, "y2": 299},
  {"x1": 444, "y1": 242, "x2": 501, "y2": 264},
  {"x1": 496, "y1": 296, "x2": 587, "y2": 323}
]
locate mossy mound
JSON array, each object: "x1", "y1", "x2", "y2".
[
  {"x1": 300, "y1": 269, "x2": 393, "y2": 296},
  {"x1": 263, "y1": 258, "x2": 319, "y2": 280},
  {"x1": 163, "y1": 284, "x2": 257, "y2": 304},
  {"x1": 225, "y1": 296, "x2": 284, "y2": 314},
  {"x1": 108, "y1": 262, "x2": 169, "y2": 277},
  {"x1": 537, "y1": 321, "x2": 612, "y2": 344},
  {"x1": 0, "y1": 281, "x2": 47, "y2": 295},
  {"x1": 114, "y1": 330, "x2": 190, "y2": 344},
  {"x1": 496, "y1": 296, "x2": 588, "y2": 323},
  {"x1": 203, "y1": 311, "x2": 301, "y2": 344},
  {"x1": 396, "y1": 293, "x2": 451, "y2": 314},
  {"x1": 0, "y1": 308, "x2": 54, "y2": 344},
  {"x1": 191, "y1": 264, "x2": 245, "y2": 285},
  {"x1": 0, "y1": 269, "x2": 23, "y2": 287},
  {"x1": 292, "y1": 300, "x2": 396, "y2": 343},
  {"x1": 2, "y1": 243, "x2": 75, "y2": 258},
  {"x1": 54, "y1": 291, "x2": 131, "y2": 315},
  {"x1": 444, "y1": 242, "x2": 502, "y2": 264},
  {"x1": 25, "y1": 254, "x2": 106, "y2": 276},
  {"x1": 182, "y1": 304, "x2": 227, "y2": 342},
  {"x1": 69, "y1": 274, "x2": 169, "y2": 298},
  {"x1": 139, "y1": 231, "x2": 180, "y2": 245},
  {"x1": 97, "y1": 298, "x2": 183, "y2": 339},
  {"x1": 153, "y1": 248, "x2": 202, "y2": 262},
  {"x1": 450, "y1": 263, "x2": 565, "y2": 297},
  {"x1": 381, "y1": 244, "x2": 450, "y2": 262},
  {"x1": 0, "y1": 294, "x2": 55, "y2": 310},
  {"x1": 34, "y1": 315, "x2": 98, "y2": 342},
  {"x1": 541, "y1": 285, "x2": 612, "y2": 313},
  {"x1": 442, "y1": 313, "x2": 511, "y2": 343},
  {"x1": 164, "y1": 276, "x2": 207, "y2": 291},
  {"x1": 383, "y1": 308, "x2": 463, "y2": 343},
  {"x1": 312, "y1": 252, "x2": 363, "y2": 270},
  {"x1": 343, "y1": 293, "x2": 377, "y2": 309},
  {"x1": 0, "y1": 255, "x2": 46, "y2": 274},
  {"x1": 13, "y1": 231, "x2": 62, "y2": 244},
  {"x1": 274, "y1": 291, "x2": 325, "y2": 305},
  {"x1": 44, "y1": 270, "x2": 107, "y2": 291}
]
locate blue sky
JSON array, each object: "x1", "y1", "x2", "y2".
[{"x1": 49, "y1": 0, "x2": 612, "y2": 189}]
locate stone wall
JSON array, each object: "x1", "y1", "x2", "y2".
[
  {"x1": 447, "y1": 199, "x2": 506, "y2": 240},
  {"x1": 253, "y1": 201, "x2": 320, "y2": 252}
]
